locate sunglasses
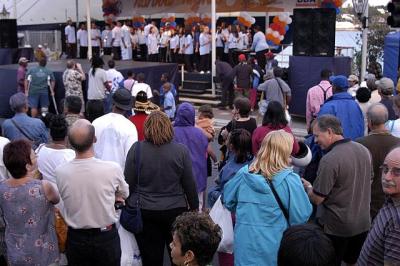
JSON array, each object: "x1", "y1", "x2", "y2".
[{"x1": 380, "y1": 164, "x2": 400, "y2": 177}]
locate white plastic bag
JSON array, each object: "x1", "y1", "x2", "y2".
[
  {"x1": 118, "y1": 223, "x2": 142, "y2": 266},
  {"x1": 209, "y1": 196, "x2": 234, "y2": 254}
]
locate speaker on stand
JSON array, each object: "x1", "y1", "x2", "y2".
[
  {"x1": 0, "y1": 19, "x2": 17, "y2": 49},
  {"x1": 293, "y1": 8, "x2": 336, "y2": 57}
]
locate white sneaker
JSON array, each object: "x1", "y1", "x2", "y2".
[
  {"x1": 206, "y1": 70, "x2": 211, "y2": 73},
  {"x1": 200, "y1": 71, "x2": 205, "y2": 74}
]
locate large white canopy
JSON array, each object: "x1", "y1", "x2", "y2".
[
  {"x1": 4, "y1": 0, "x2": 321, "y2": 26},
  {"x1": 4, "y1": 0, "x2": 103, "y2": 25}
]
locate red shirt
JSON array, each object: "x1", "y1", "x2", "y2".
[
  {"x1": 252, "y1": 124, "x2": 300, "y2": 156},
  {"x1": 129, "y1": 113, "x2": 148, "y2": 141}
]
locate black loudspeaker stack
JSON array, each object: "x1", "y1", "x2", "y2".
[
  {"x1": 0, "y1": 19, "x2": 17, "y2": 49},
  {"x1": 293, "y1": 8, "x2": 336, "y2": 57}
]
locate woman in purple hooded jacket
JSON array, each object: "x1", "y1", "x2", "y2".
[{"x1": 174, "y1": 102, "x2": 209, "y2": 210}]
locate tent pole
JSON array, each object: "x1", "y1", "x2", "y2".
[
  {"x1": 360, "y1": 3, "x2": 368, "y2": 81},
  {"x1": 13, "y1": 0, "x2": 17, "y2": 19},
  {"x1": 211, "y1": 0, "x2": 216, "y2": 97},
  {"x1": 76, "y1": 0, "x2": 79, "y2": 28},
  {"x1": 85, "y1": 0, "x2": 92, "y2": 59}
]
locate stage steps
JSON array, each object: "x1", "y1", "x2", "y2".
[
  {"x1": 179, "y1": 88, "x2": 222, "y2": 106},
  {"x1": 179, "y1": 96, "x2": 221, "y2": 106},
  {"x1": 176, "y1": 71, "x2": 222, "y2": 106},
  {"x1": 178, "y1": 71, "x2": 212, "y2": 93}
]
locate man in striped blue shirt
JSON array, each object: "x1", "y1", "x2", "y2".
[{"x1": 358, "y1": 147, "x2": 400, "y2": 265}]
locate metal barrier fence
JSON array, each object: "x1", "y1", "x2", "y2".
[
  {"x1": 18, "y1": 30, "x2": 62, "y2": 59},
  {"x1": 275, "y1": 44, "x2": 355, "y2": 68}
]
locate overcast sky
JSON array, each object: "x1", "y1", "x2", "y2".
[{"x1": 344, "y1": 0, "x2": 389, "y2": 7}]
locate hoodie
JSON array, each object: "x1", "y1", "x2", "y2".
[
  {"x1": 223, "y1": 166, "x2": 312, "y2": 266},
  {"x1": 174, "y1": 103, "x2": 209, "y2": 192},
  {"x1": 318, "y1": 92, "x2": 364, "y2": 140}
]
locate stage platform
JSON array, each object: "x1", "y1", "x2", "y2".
[{"x1": 0, "y1": 59, "x2": 178, "y2": 118}]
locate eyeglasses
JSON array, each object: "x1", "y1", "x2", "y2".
[{"x1": 380, "y1": 165, "x2": 400, "y2": 177}]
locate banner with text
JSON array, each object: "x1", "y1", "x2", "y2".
[{"x1": 102, "y1": 0, "x2": 321, "y2": 17}]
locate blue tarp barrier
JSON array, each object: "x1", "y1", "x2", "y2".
[
  {"x1": 289, "y1": 56, "x2": 351, "y2": 117},
  {"x1": 384, "y1": 32, "x2": 400, "y2": 87}
]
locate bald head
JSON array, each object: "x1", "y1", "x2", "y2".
[
  {"x1": 382, "y1": 147, "x2": 400, "y2": 198},
  {"x1": 367, "y1": 103, "x2": 388, "y2": 128},
  {"x1": 386, "y1": 147, "x2": 400, "y2": 162},
  {"x1": 68, "y1": 119, "x2": 95, "y2": 153}
]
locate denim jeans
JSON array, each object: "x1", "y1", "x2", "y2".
[{"x1": 66, "y1": 224, "x2": 121, "y2": 266}]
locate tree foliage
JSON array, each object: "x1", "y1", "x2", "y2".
[{"x1": 352, "y1": 5, "x2": 390, "y2": 75}]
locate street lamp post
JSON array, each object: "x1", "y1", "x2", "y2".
[
  {"x1": 353, "y1": 0, "x2": 369, "y2": 81},
  {"x1": 211, "y1": 0, "x2": 216, "y2": 96},
  {"x1": 0, "y1": 4, "x2": 10, "y2": 19}
]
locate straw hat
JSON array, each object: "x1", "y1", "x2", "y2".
[{"x1": 133, "y1": 91, "x2": 160, "y2": 114}]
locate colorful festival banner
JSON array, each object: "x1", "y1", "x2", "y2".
[{"x1": 102, "y1": 0, "x2": 322, "y2": 18}]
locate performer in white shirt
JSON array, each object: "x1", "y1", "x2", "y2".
[
  {"x1": 101, "y1": 25, "x2": 113, "y2": 55},
  {"x1": 65, "y1": 18, "x2": 76, "y2": 58},
  {"x1": 121, "y1": 20, "x2": 132, "y2": 60},
  {"x1": 131, "y1": 27, "x2": 139, "y2": 60},
  {"x1": 159, "y1": 27, "x2": 170, "y2": 62},
  {"x1": 111, "y1": 21, "x2": 124, "y2": 60},
  {"x1": 77, "y1": 23, "x2": 88, "y2": 59},
  {"x1": 169, "y1": 29, "x2": 179, "y2": 63},
  {"x1": 90, "y1": 22, "x2": 102, "y2": 58},
  {"x1": 199, "y1": 26, "x2": 211, "y2": 73},
  {"x1": 178, "y1": 30, "x2": 186, "y2": 64},
  {"x1": 147, "y1": 26, "x2": 159, "y2": 62},
  {"x1": 137, "y1": 28, "x2": 147, "y2": 61}
]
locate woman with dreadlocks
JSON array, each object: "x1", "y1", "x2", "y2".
[{"x1": 124, "y1": 111, "x2": 199, "y2": 266}]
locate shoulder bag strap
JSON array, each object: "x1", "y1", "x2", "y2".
[
  {"x1": 11, "y1": 119, "x2": 34, "y2": 141},
  {"x1": 275, "y1": 78, "x2": 286, "y2": 107},
  {"x1": 266, "y1": 178, "x2": 289, "y2": 223},
  {"x1": 135, "y1": 142, "x2": 141, "y2": 206}
]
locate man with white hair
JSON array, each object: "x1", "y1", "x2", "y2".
[
  {"x1": 347, "y1": 74, "x2": 359, "y2": 97},
  {"x1": 358, "y1": 147, "x2": 400, "y2": 264}
]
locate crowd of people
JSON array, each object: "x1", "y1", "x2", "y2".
[{"x1": 0, "y1": 16, "x2": 399, "y2": 266}]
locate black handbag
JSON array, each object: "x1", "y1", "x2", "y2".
[{"x1": 120, "y1": 142, "x2": 143, "y2": 234}]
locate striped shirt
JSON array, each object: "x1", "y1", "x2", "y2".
[{"x1": 358, "y1": 198, "x2": 400, "y2": 265}]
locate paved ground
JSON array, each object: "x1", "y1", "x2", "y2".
[{"x1": 162, "y1": 108, "x2": 307, "y2": 266}]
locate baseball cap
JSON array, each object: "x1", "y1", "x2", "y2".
[
  {"x1": 9, "y1": 92, "x2": 28, "y2": 112},
  {"x1": 376, "y1": 77, "x2": 394, "y2": 95},
  {"x1": 18, "y1": 57, "x2": 29, "y2": 64},
  {"x1": 329, "y1": 75, "x2": 349, "y2": 89},
  {"x1": 112, "y1": 88, "x2": 132, "y2": 111},
  {"x1": 348, "y1": 74, "x2": 359, "y2": 83},
  {"x1": 238, "y1": 54, "x2": 246, "y2": 61}
]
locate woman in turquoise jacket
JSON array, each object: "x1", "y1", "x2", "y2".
[{"x1": 223, "y1": 130, "x2": 312, "y2": 266}]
